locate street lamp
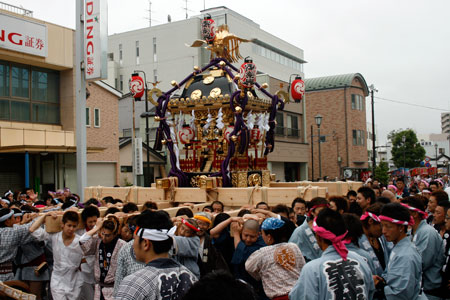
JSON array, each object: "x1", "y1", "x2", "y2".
[
  {"x1": 435, "y1": 143, "x2": 438, "y2": 168},
  {"x1": 315, "y1": 114, "x2": 323, "y2": 180},
  {"x1": 369, "y1": 84, "x2": 378, "y2": 175},
  {"x1": 402, "y1": 135, "x2": 406, "y2": 169}
]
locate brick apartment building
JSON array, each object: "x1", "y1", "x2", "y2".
[
  {"x1": 305, "y1": 73, "x2": 369, "y2": 181},
  {"x1": 86, "y1": 81, "x2": 121, "y2": 186}
]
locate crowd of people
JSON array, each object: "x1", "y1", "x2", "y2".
[{"x1": 0, "y1": 176, "x2": 449, "y2": 300}]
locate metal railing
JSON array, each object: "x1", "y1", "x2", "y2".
[
  {"x1": 0, "y1": 2, "x2": 33, "y2": 16},
  {"x1": 275, "y1": 126, "x2": 303, "y2": 141}
]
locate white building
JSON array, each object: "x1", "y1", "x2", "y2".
[
  {"x1": 109, "y1": 6, "x2": 309, "y2": 184},
  {"x1": 418, "y1": 133, "x2": 450, "y2": 168}
]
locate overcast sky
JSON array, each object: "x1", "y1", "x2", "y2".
[{"x1": 6, "y1": 0, "x2": 450, "y2": 144}]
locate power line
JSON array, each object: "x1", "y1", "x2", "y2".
[{"x1": 374, "y1": 96, "x2": 450, "y2": 112}]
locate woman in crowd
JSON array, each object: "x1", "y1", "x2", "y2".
[
  {"x1": 79, "y1": 215, "x2": 126, "y2": 300},
  {"x1": 245, "y1": 217, "x2": 305, "y2": 300}
]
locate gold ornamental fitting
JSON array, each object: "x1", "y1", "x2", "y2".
[
  {"x1": 171, "y1": 80, "x2": 178, "y2": 87},
  {"x1": 154, "y1": 116, "x2": 161, "y2": 121},
  {"x1": 231, "y1": 135, "x2": 238, "y2": 142},
  {"x1": 235, "y1": 106, "x2": 242, "y2": 113},
  {"x1": 161, "y1": 139, "x2": 167, "y2": 145},
  {"x1": 234, "y1": 74, "x2": 240, "y2": 81},
  {"x1": 193, "y1": 66, "x2": 200, "y2": 71},
  {"x1": 219, "y1": 61, "x2": 226, "y2": 67},
  {"x1": 261, "y1": 83, "x2": 269, "y2": 89}
]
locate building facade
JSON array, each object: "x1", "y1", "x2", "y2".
[
  {"x1": 441, "y1": 113, "x2": 450, "y2": 134},
  {"x1": 86, "y1": 81, "x2": 121, "y2": 187},
  {"x1": 417, "y1": 133, "x2": 450, "y2": 169},
  {"x1": 305, "y1": 73, "x2": 369, "y2": 181},
  {"x1": 0, "y1": 7, "x2": 120, "y2": 194},
  {"x1": 110, "y1": 6, "x2": 308, "y2": 183}
]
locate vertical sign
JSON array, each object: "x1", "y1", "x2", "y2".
[
  {"x1": 84, "y1": 0, "x2": 108, "y2": 80},
  {"x1": 135, "y1": 137, "x2": 143, "y2": 175}
]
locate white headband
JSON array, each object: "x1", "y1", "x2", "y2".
[
  {"x1": 13, "y1": 212, "x2": 23, "y2": 217},
  {"x1": 4, "y1": 190, "x2": 12, "y2": 197},
  {"x1": 136, "y1": 226, "x2": 177, "y2": 241},
  {"x1": 1, "y1": 199, "x2": 10, "y2": 205},
  {"x1": 0, "y1": 211, "x2": 14, "y2": 222}
]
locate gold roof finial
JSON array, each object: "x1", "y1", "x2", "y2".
[{"x1": 187, "y1": 24, "x2": 253, "y2": 63}]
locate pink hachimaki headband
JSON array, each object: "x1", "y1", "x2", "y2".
[
  {"x1": 400, "y1": 203, "x2": 428, "y2": 220},
  {"x1": 360, "y1": 211, "x2": 380, "y2": 222},
  {"x1": 378, "y1": 215, "x2": 414, "y2": 226},
  {"x1": 313, "y1": 219, "x2": 348, "y2": 260}
]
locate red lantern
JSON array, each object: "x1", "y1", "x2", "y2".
[
  {"x1": 239, "y1": 57, "x2": 256, "y2": 89},
  {"x1": 290, "y1": 77, "x2": 305, "y2": 102},
  {"x1": 178, "y1": 125, "x2": 195, "y2": 144},
  {"x1": 251, "y1": 127, "x2": 262, "y2": 141},
  {"x1": 224, "y1": 125, "x2": 234, "y2": 143},
  {"x1": 129, "y1": 73, "x2": 145, "y2": 100},
  {"x1": 201, "y1": 15, "x2": 215, "y2": 43}
]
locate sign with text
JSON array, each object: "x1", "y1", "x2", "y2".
[
  {"x1": 135, "y1": 138, "x2": 143, "y2": 175},
  {"x1": 84, "y1": 0, "x2": 108, "y2": 80},
  {"x1": 0, "y1": 13, "x2": 47, "y2": 57}
]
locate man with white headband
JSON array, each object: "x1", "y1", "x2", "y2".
[
  {"x1": 290, "y1": 208, "x2": 374, "y2": 300},
  {"x1": 1, "y1": 190, "x2": 13, "y2": 208},
  {"x1": 0, "y1": 208, "x2": 37, "y2": 281},
  {"x1": 115, "y1": 210, "x2": 196, "y2": 300},
  {"x1": 375, "y1": 202, "x2": 423, "y2": 299},
  {"x1": 402, "y1": 196, "x2": 445, "y2": 300}
]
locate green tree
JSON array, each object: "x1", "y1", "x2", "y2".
[
  {"x1": 388, "y1": 129, "x2": 425, "y2": 168},
  {"x1": 374, "y1": 161, "x2": 389, "y2": 185}
]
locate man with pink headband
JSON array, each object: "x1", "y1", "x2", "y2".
[
  {"x1": 375, "y1": 203, "x2": 422, "y2": 299},
  {"x1": 402, "y1": 197, "x2": 445, "y2": 299},
  {"x1": 290, "y1": 208, "x2": 374, "y2": 300},
  {"x1": 289, "y1": 197, "x2": 328, "y2": 262}
]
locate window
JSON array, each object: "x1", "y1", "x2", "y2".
[
  {"x1": 287, "y1": 114, "x2": 299, "y2": 137},
  {"x1": 123, "y1": 128, "x2": 131, "y2": 137},
  {"x1": 115, "y1": 78, "x2": 118, "y2": 89},
  {"x1": 136, "y1": 41, "x2": 140, "y2": 65},
  {"x1": 86, "y1": 107, "x2": 90, "y2": 126},
  {"x1": 32, "y1": 70, "x2": 58, "y2": 102},
  {"x1": 0, "y1": 63, "x2": 9, "y2": 96},
  {"x1": 121, "y1": 166, "x2": 132, "y2": 172},
  {"x1": 12, "y1": 66, "x2": 29, "y2": 98},
  {"x1": 0, "y1": 61, "x2": 60, "y2": 124},
  {"x1": 153, "y1": 69, "x2": 158, "y2": 82},
  {"x1": 153, "y1": 37, "x2": 157, "y2": 62},
  {"x1": 352, "y1": 130, "x2": 365, "y2": 145},
  {"x1": 11, "y1": 101, "x2": 30, "y2": 121},
  {"x1": 275, "y1": 112, "x2": 284, "y2": 135},
  {"x1": 0, "y1": 100, "x2": 9, "y2": 120},
  {"x1": 351, "y1": 94, "x2": 364, "y2": 111},
  {"x1": 120, "y1": 75, "x2": 123, "y2": 91},
  {"x1": 94, "y1": 108, "x2": 100, "y2": 127},
  {"x1": 119, "y1": 44, "x2": 122, "y2": 60}
]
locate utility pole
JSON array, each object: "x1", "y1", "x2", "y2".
[
  {"x1": 75, "y1": 0, "x2": 87, "y2": 200},
  {"x1": 148, "y1": 1, "x2": 151, "y2": 27},
  {"x1": 311, "y1": 125, "x2": 314, "y2": 181},
  {"x1": 134, "y1": 70, "x2": 150, "y2": 186},
  {"x1": 369, "y1": 84, "x2": 378, "y2": 175}
]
